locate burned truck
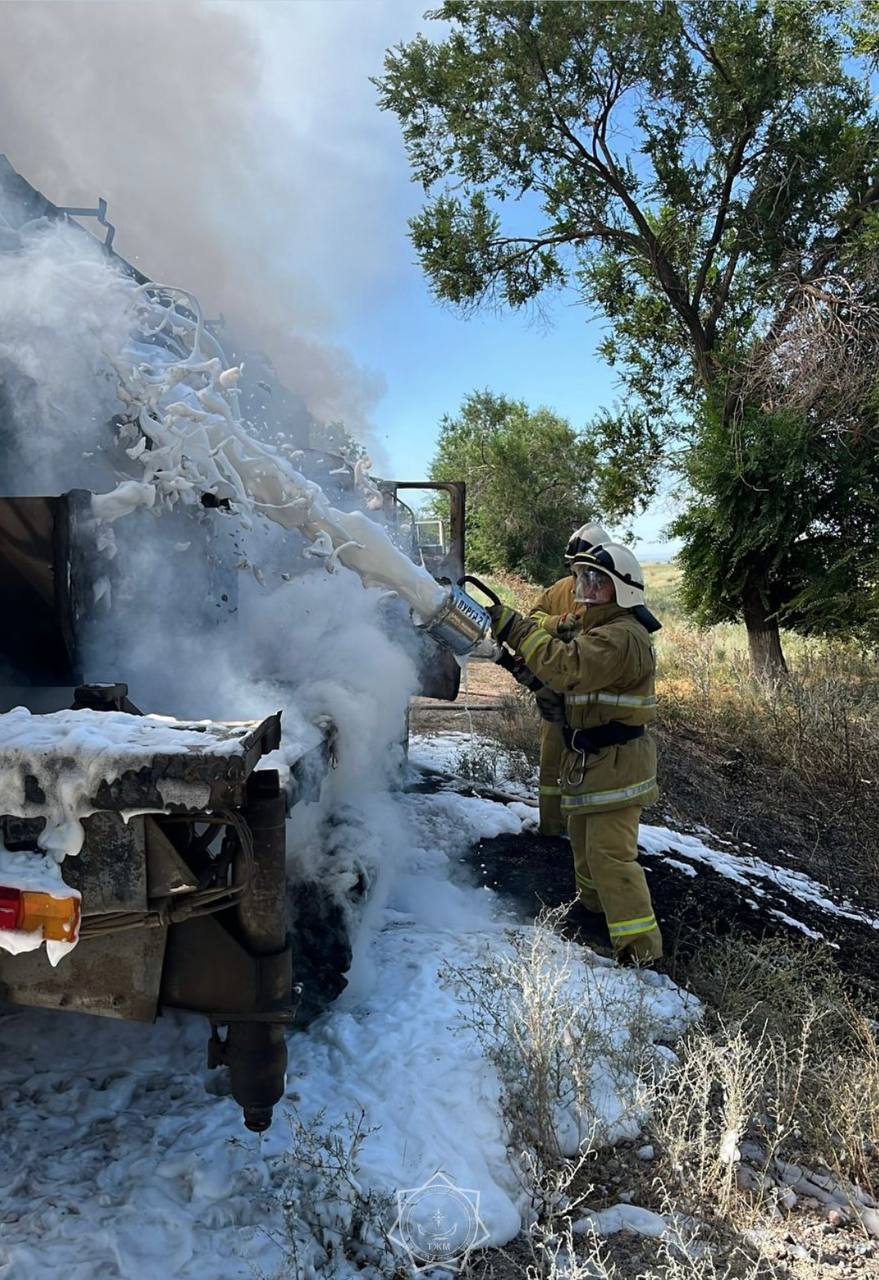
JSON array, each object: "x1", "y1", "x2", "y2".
[{"x1": 0, "y1": 157, "x2": 470, "y2": 1131}]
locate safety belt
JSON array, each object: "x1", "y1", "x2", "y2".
[{"x1": 562, "y1": 721, "x2": 645, "y2": 755}]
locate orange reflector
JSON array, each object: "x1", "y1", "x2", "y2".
[{"x1": 19, "y1": 891, "x2": 81, "y2": 942}]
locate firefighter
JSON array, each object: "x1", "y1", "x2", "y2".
[
  {"x1": 529, "y1": 522, "x2": 610, "y2": 836},
  {"x1": 488, "y1": 543, "x2": 662, "y2": 964}
]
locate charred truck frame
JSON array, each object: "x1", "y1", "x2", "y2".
[{"x1": 0, "y1": 158, "x2": 466, "y2": 1130}]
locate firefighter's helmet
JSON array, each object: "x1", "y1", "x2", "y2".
[
  {"x1": 564, "y1": 521, "x2": 612, "y2": 563},
  {"x1": 569, "y1": 542, "x2": 646, "y2": 608}
]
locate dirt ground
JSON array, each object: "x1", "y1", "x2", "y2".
[
  {"x1": 411, "y1": 660, "x2": 879, "y2": 921},
  {"x1": 409, "y1": 666, "x2": 879, "y2": 1277},
  {"x1": 410, "y1": 657, "x2": 518, "y2": 733}
]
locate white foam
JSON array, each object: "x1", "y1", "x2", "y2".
[{"x1": 99, "y1": 292, "x2": 449, "y2": 623}]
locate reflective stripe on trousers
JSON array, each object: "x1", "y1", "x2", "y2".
[
  {"x1": 568, "y1": 805, "x2": 662, "y2": 961},
  {"x1": 607, "y1": 913, "x2": 658, "y2": 939},
  {"x1": 561, "y1": 777, "x2": 656, "y2": 812}
]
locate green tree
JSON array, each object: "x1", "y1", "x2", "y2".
[
  {"x1": 376, "y1": 0, "x2": 879, "y2": 675},
  {"x1": 429, "y1": 390, "x2": 598, "y2": 583},
  {"x1": 671, "y1": 404, "x2": 879, "y2": 643}
]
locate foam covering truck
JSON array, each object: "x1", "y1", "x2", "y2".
[{"x1": 0, "y1": 156, "x2": 466, "y2": 1131}]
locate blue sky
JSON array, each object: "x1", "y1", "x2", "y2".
[{"x1": 247, "y1": 1, "x2": 682, "y2": 557}]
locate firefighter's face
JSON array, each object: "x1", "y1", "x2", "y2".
[{"x1": 573, "y1": 565, "x2": 614, "y2": 605}]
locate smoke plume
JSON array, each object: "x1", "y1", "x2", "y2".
[{"x1": 0, "y1": 0, "x2": 394, "y2": 439}]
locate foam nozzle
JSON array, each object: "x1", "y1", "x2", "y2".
[{"x1": 417, "y1": 583, "x2": 499, "y2": 658}]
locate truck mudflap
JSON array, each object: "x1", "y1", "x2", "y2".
[{"x1": 160, "y1": 771, "x2": 295, "y2": 1132}]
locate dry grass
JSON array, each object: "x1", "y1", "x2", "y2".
[
  {"x1": 657, "y1": 626, "x2": 879, "y2": 776},
  {"x1": 533, "y1": 1227, "x2": 784, "y2": 1280},
  {"x1": 451, "y1": 687, "x2": 542, "y2": 786},
  {"x1": 439, "y1": 904, "x2": 658, "y2": 1167},
  {"x1": 480, "y1": 562, "x2": 879, "y2": 887},
  {"x1": 656, "y1": 626, "x2": 879, "y2": 881},
  {"x1": 651, "y1": 936, "x2": 879, "y2": 1233},
  {"x1": 494, "y1": 690, "x2": 543, "y2": 766},
  {"x1": 475, "y1": 1220, "x2": 785, "y2": 1280},
  {"x1": 647, "y1": 564, "x2": 879, "y2": 818},
  {"x1": 479, "y1": 570, "x2": 544, "y2": 613},
  {"x1": 244, "y1": 1107, "x2": 403, "y2": 1280}
]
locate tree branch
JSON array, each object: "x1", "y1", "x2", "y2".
[
  {"x1": 692, "y1": 127, "x2": 753, "y2": 313},
  {"x1": 520, "y1": 17, "x2": 712, "y2": 377},
  {"x1": 679, "y1": 16, "x2": 737, "y2": 92}
]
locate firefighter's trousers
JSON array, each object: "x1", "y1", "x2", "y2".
[
  {"x1": 538, "y1": 720, "x2": 566, "y2": 836},
  {"x1": 567, "y1": 806, "x2": 662, "y2": 961}
]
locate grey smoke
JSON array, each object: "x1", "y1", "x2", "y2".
[
  {"x1": 0, "y1": 0, "x2": 417, "y2": 443},
  {"x1": 0, "y1": 1, "x2": 451, "y2": 1016}
]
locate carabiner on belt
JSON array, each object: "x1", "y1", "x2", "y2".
[{"x1": 565, "y1": 748, "x2": 588, "y2": 789}]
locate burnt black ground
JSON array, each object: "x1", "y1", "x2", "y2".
[{"x1": 412, "y1": 771, "x2": 879, "y2": 998}]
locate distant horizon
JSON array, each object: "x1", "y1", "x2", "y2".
[{"x1": 634, "y1": 544, "x2": 680, "y2": 565}]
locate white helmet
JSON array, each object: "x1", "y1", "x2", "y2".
[
  {"x1": 569, "y1": 542, "x2": 646, "y2": 608},
  {"x1": 564, "y1": 521, "x2": 612, "y2": 562}
]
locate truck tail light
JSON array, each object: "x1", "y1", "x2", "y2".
[
  {"x1": 0, "y1": 886, "x2": 80, "y2": 943},
  {"x1": 0, "y1": 886, "x2": 22, "y2": 931}
]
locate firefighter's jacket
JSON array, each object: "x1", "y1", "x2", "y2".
[
  {"x1": 499, "y1": 602, "x2": 658, "y2": 816},
  {"x1": 528, "y1": 576, "x2": 578, "y2": 829},
  {"x1": 529, "y1": 575, "x2": 576, "y2": 628}
]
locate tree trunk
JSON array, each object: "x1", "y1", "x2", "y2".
[{"x1": 741, "y1": 567, "x2": 787, "y2": 681}]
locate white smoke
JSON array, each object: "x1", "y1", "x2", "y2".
[
  {"x1": 0, "y1": 222, "x2": 133, "y2": 491},
  {"x1": 0, "y1": 0, "x2": 405, "y2": 442},
  {"x1": 0, "y1": 219, "x2": 428, "y2": 1003}
]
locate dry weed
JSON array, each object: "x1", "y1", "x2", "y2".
[
  {"x1": 493, "y1": 1218, "x2": 783, "y2": 1280},
  {"x1": 244, "y1": 1107, "x2": 402, "y2": 1280},
  {"x1": 657, "y1": 629, "x2": 879, "y2": 851},
  {"x1": 651, "y1": 936, "x2": 879, "y2": 1228},
  {"x1": 494, "y1": 690, "x2": 543, "y2": 768},
  {"x1": 650, "y1": 1017, "x2": 815, "y2": 1228},
  {"x1": 440, "y1": 905, "x2": 657, "y2": 1166}
]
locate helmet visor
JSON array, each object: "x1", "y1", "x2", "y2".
[{"x1": 572, "y1": 564, "x2": 611, "y2": 604}]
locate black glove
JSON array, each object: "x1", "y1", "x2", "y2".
[
  {"x1": 535, "y1": 686, "x2": 566, "y2": 724},
  {"x1": 486, "y1": 602, "x2": 517, "y2": 644},
  {"x1": 553, "y1": 612, "x2": 582, "y2": 642},
  {"x1": 496, "y1": 648, "x2": 543, "y2": 692}
]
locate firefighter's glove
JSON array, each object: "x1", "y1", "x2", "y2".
[
  {"x1": 486, "y1": 602, "x2": 518, "y2": 645},
  {"x1": 496, "y1": 648, "x2": 542, "y2": 692},
  {"x1": 545, "y1": 612, "x2": 581, "y2": 642},
  {"x1": 535, "y1": 687, "x2": 565, "y2": 724}
]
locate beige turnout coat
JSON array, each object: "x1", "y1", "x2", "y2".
[
  {"x1": 499, "y1": 602, "x2": 659, "y2": 816},
  {"x1": 528, "y1": 576, "x2": 579, "y2": 830}
]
